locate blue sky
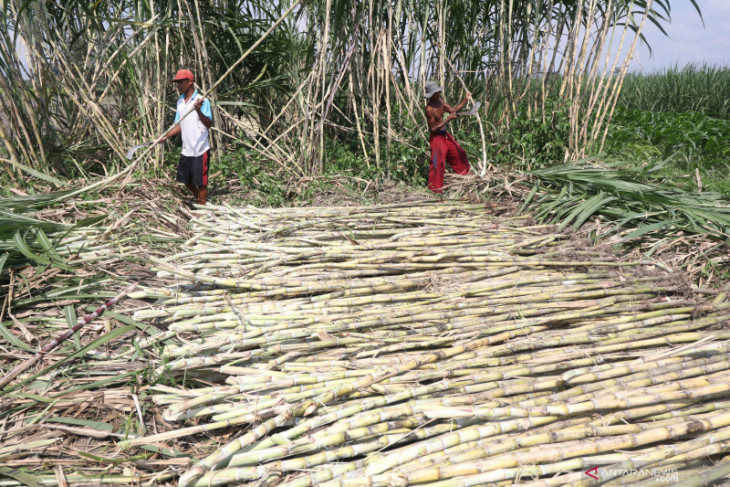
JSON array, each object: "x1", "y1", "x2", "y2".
[{"x1": 632, "y1": 0, "x2": 730, "y2": 72}]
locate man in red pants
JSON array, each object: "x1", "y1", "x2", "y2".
[{"x1": 424, "y1": 81, "x2": 471, "y2": 193}]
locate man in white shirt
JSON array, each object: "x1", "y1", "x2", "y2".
[{"x1": 156, "y1": 69, "x2": 213, "y2": 205}]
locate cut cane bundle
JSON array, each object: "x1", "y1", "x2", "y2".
[{"x1": 123, "y1": 201, "x2": 730, "y2": 486}]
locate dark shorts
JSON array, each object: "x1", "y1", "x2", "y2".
[{"x1": 176, "y1": 150, "x2": 210, "y2": 186}]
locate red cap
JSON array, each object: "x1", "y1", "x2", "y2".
[{"x1": 171, "y1": 69, "x2": 195, "y2": 82}]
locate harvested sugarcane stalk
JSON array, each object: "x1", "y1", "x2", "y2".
[{"x1": 92, "y1": 201, "x2": 730, "y2": 486}]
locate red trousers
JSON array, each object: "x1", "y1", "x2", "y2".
[{"x1": 428, "y1": 131, "x2": 470, "y2": 193}]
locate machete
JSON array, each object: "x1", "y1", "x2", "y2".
[
  {"x1": 125, "y1": 142, "x2": 152, "y2": 160},
  {"x1": 456, "y1": 101, "x2": 481, "y2": 117}
]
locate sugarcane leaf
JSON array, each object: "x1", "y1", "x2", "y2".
[
  {"x1": 0, "y1": 191, "x2": 76, "y2": 212},
  {"x1": 140, "y1": 444, "x2": 189, "y2": 458},
  {"x1": 0, "y1": 253, "x2": 7, "y2": 276},
  {"x1": 54, "y1": 215, "x2": 108, "y2": 244},
  {"x1": 46, "y1": 417, "x2": 114, "y2": 431},
  {"x1": 64, "y1": 305, "x2": 81, "y2": 351},
  {"x1": 519, "y1": 184, "x2": 539, "y2": 213},
  {"x1": 14, "y1": 279, "x2": 114, "y2": 304},
  {"x1": 646, "y1": 155, "x2": 672, "y2": 174},
  {"x1": 35, "y1": 229, "x2": 74, "y2": 271},
  {"x1": 3, "y1": 159, "x2": 64, "y2": 186},
  {"x1": 215, "y1": 100, "x2": 257, "y2": 108},
  {"x1": 573, "y1": 195, "x2": 619, "y2": 230},
  {"x1": 3, "y1": 324, "x2": 135, "y2": 394},
  {"x1": 552, "y1": 199, "x2": 582, "y2": 225},
  {"x1": 623, "y1": 219, "x2": 682, "y2": 240},
  {"x1": 646, "y1": 236, "x2": 671, "y2": 256},
  {"x1": 34, "y1": 229, "x2": 60, "y2": 260},
  {"x1": 0, "y1": 467, "x2": 44, "y2": 487},
  {"x1": 12, "y1": 231, "x2": 50, "y2": 266},
  {"x1": 49, "y1": 371, "x2": 138, "y2": 400},
  {"x1": 534, "y1": 186, "x2": 567, "y2": 222},
  {"x1": 104, "y1": 311, "x2": 162, "y2": 335},
  {"x1": 252, "y1": 63, "x2": 268, "y2": 84},
  {"x1": 7, "y1": 392, "x2": 52, "y2": 403},
  {"x1": 15, "y1": 293, "x2": 114, "y2": 307},
  {"x1": 0, "y1": 321, "x2": 34, "y2": 352},
  {"x1": 615, "y1": 210, "x2": 665, "y2": 228}
]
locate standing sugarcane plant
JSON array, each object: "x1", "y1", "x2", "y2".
[
  {"x1": 0, "y1": 0, "x2": 699, "y2": 182},
  {"x1": 0, "y1": 0, "x2": 308, "y2": 181},
  {"x1": 277, "y1": 0, "x2": 700, "y2": 173}
]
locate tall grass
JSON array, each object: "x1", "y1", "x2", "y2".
[
  {"x1": 618, "y1": 63, "x2": 730, "y2": 118},
  {"x1": 602, "y1": 64, "x2": 730, "y2": 197}
]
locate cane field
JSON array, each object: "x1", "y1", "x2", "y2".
[{"x1": 3, "y1": 1, "x2": 730, "y2": 486}]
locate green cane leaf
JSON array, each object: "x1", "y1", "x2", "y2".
[{"x1": 12, "y1": 231, "x2": 50, "y2": 266}]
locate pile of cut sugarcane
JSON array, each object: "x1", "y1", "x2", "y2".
[{"x1": 128, "y1": 201, "x2": 730, "y2": 487}]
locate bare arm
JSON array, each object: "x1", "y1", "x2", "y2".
[
  {"x1": 194, "y1": 98, "x2": 213, "y2": 129},
  {"x1": 443, "y1": 92, "x2": 472, "y2": 122},
  {"x1": 155, "y1": 96, "x2": 213, "y2": 144},
  {"x1": 426, "y1": 91, "x2": 472, "y2": 132},
  {"x1": 455, "y1": 92, "x2": 471, "y2": 112},
  {"x1": 155, "y1": 124, "x2": 181, "y2": 144},
  {"x1": 429, "y1": 91, "x2": 471, "y2": 132}
]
